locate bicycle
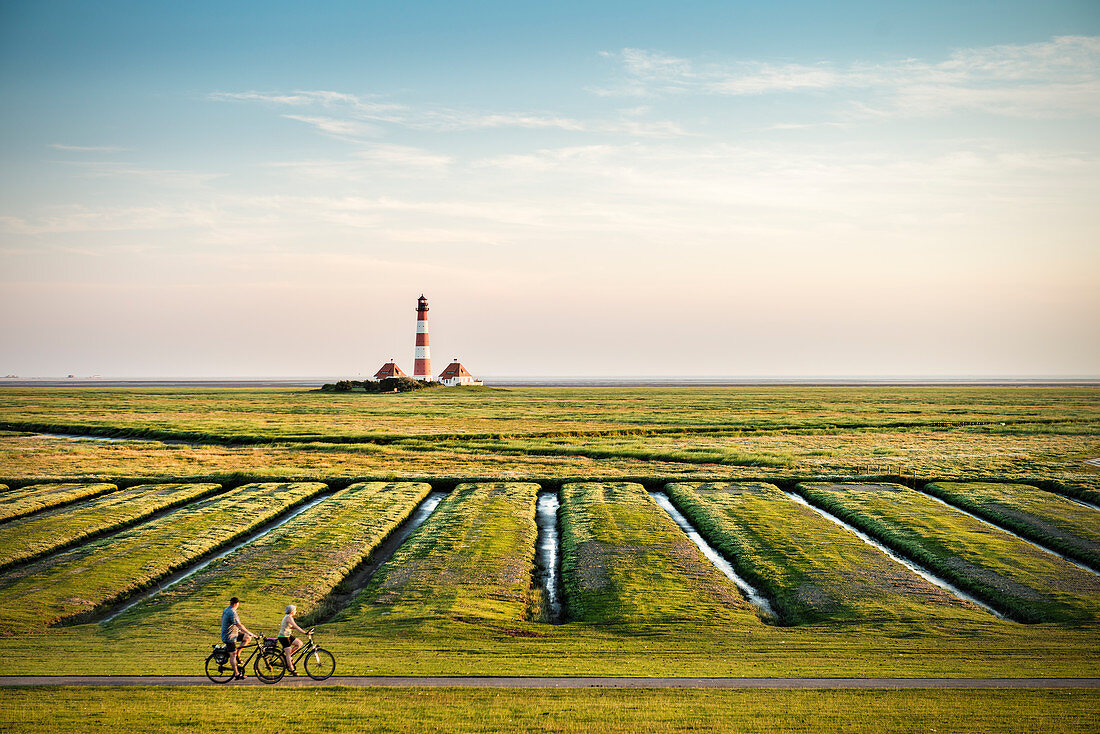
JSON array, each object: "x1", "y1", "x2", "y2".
[
  {"x1": 282, "y1": 628, "x2": 336, "y2": 681},
  {"x1": 205, "y1": 633, "x2": 286, "y2": 684}
]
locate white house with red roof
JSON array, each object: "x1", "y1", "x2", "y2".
[{"x1": 438, "y1": 360, "x2": 482, "y2": 387}]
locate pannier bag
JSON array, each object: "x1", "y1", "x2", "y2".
[
  {"x1": 264, "y1": 637, "x2": 279, "y2": 648},
  {"x1": 212, "y1": 644, "x2": 229, "y2": 664}
]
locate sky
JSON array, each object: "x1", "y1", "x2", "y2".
[{"x1": 1, "y1": 0, "x2": 1098, "y2": 378}]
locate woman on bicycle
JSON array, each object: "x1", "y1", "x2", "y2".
[{"x1": 279, "y1": 604, "x2": 307, "y2": 675}]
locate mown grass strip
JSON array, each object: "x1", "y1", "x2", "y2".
[
  {"x1": 342, "y1": 482, "x2": 541, "y2": 629},
  {"x1": 560, "y1": 482, "x2": 758, "y2": 625},
  {"x1": 922, "y1": 482, "x2": 1100, "y2": 571},
  {"x1": 665, "y1": 482, "x2": 991, "y2": 625},
  {"x1": 0, "y1": 482, "x2": 325, "y2": 633},
  {"x1": 0, "y1": 483, "x2": 117, "y2": 524},
  {"x1": 0, "y1": 483, "x2": 222, "y2": 573},
  {"x1": 4, "y1": 688, "x2": 1100, "y2": 734},
  {"x1": 110, "y1": 482, "x2": 432, "y2": 635},
  {"x1": 796, "y1": 482, "x2": 1100, "y2": 624}
]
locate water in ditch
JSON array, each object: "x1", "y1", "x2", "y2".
[
  {"x1": 650, "y1": 491, "x2": 777, "y2": 622},
  {"x1": 98, "y1": 494, "x2": 331, "y2": 624},
  {"x1": 781, "y1": 490, "x2": 1008, "y2": 620},
  {"x1": 40, "y1": 432, "x2": 192, "y2": 446},
  {"x1": 41, "y1": 432, "x2": 134, "y2": 443},
  {"x1": 534, "y1": 492, "x2": 562, "y2": 623}
]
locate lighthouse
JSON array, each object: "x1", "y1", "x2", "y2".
[{"x1": 413, "y1": 295, "x2": 432, "y2": 380}]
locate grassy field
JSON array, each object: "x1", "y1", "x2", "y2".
[
  {"x1": 796, "y1": 482, "x2": 1100, "y2": 623},
  {"x1": 559, "y1": 482, "x2": 758, "y2": 625},
  {"x1": 109, "y1": 482, "x2": 432, "y2": 637},
  {"x1": 0, "y1": 687, "x2": 1097, "y2": 733},
  {"x1": 664, "y1": 481, "x2": 991, "y2": 625},
  {"x1": 0, "y1": 482, "x2": 117, "y2": 522},
  {"x1": 0, "y1": 482, "x2": 324, "y2": 631},
  {"x1": 339, "y1": 482, "x2": 541, "y2": 630},
  {"x1": 1, "y1": 386, "x2": 1095, "y2": 494},
  {"x1": 0, "y1": 385, "x2": 1095, "y2": 438},
  {"x1": 0, "y1": 385, "x2": 1097, "y2": 731},
  {"x1": 922, "y1": 481, "x2": 1100, "y2": 569},
  {"x1": 0, "y1": 482, "x2": 221, "y2": 572}
]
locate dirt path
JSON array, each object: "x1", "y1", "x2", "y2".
[{"x1": 1, "y1": 676, "x2": 1097, "y2": 689}]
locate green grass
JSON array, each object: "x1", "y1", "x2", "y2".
[
  {"x1": 796, "y1": 483, "x2": 1100, "y2": 624},
  {"x1": 559, "y1": 482, "x2": 758, "y2": 625},
  {"x1": 2, "y1": 687, "x2": 1098, "y2": 734},
  {"x1": 109, "y1": 482, "x2": 432, "y2": 637},
  {"x1": 0, "y1": 387, "x2": 1097, "y2": 685},
  {"x1": 2, "y1": 385, "x2": 1095, "y2": 490},
  {"x1": 340, "y1": 482, "x2": 542, "y2": 630},
  {"x1": 0, "y1": 482, "x2": 117, "y2": 523},
  {"x1": 922, "y1": 482, "x2": 1100, "y2": 569},
  {"x1": 0, "y1": 483, "x2": 221, "y2": 572},
  {"x1": 0, "y1": 482, "x2": 325, "y2": 632},
  {"x1": 664, "y1": 482, "x2": 991, "y2": 625},
  {"x1": 1, "y1": 384, "x2": 1095, "y2": 441}
]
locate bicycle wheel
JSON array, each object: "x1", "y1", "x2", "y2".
[
  {"x1": 255, "y1": 649, "x2": 287, "y2": 684},
  {"x1": 304, "y1": 648, "x2": 335, "y2": 681},
  {"x1": 205, "y1": 653, "x2": 235, "y2": 684}
]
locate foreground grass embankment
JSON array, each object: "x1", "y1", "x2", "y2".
[
  {"x1": 664, "y1": 482, "x2": 991, "y2": 625},
  {"x1": 2, "y1": 687, "x2": 1097, "y2": 734},
  {"x1": 797, "y1": 483, "x2": 1100, "y2": 624},
  {"x1": 6, "y1": 610, "x2": 1098, "y2": 678}
]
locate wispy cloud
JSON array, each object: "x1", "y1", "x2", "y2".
[
  {"x1": 49, "y1": 144, "x2": 128, "y2": 152},
  {"x1": 281, "y1": 114, "x2": 383, "y2": 140},
  {"x1": 0, "y1": 205, "x2": 212, "y2": 235},
  {"x1": 212, "y1": 89, "x2": 686, "y2": 137},
  {"x1": 597, "y1": 36, "x2": 1100, "y2": 118}
]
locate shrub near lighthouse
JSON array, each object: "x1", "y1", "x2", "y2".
[{"x1": 413, "y1": 295, "x2": 431, "y2": 381}]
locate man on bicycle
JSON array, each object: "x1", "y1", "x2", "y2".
[{"x1": 220, "y1": 597, "x2": 255, "y2": 680}]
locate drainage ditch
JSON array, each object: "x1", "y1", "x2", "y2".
[
  {"x1": 781, "y1": 490, "x2": 1008, "y2": 621},
  {"x1": 650, "y1": 491, "x2": 778, "y2": 622},
  {"x1": 38, "y1": 432, "x2": 194, "y2": 446},
  {"x1": 534, "y1": 491, "x2": 563, "y2": 624}
]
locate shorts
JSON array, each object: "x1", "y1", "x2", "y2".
[
  {"x1": 225, "y1": 634, "x2": 244, "y2": 652},
  {"x1": 278, "y1": 635, "x2": 297, "y2": 649}
]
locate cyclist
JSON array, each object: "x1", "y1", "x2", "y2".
[
  {"x1": 220, "y1": 596, "x2": 255, "y2": 680},
  {"x1": 278, "y1": 603, "x2": 308, "y2": 676}
]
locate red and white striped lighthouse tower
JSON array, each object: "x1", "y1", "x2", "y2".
[{"x1": 413, "y1": 294, "x2": 432, "y2": 380}]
